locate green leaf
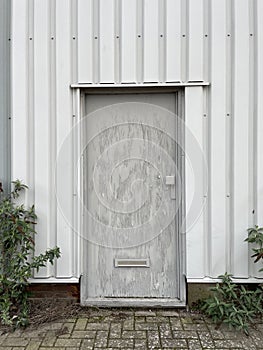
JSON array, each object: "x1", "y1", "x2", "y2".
[{"x1": 0, "y1": 180, "x2": 60, "y2": 328}]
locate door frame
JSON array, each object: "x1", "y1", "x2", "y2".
[{"x1": 72, "y1": 87, "x2": 186, "y2": 307}]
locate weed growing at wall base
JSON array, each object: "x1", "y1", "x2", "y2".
[
  {"x1": 200, "y1": 228, "x2": 263, "y2": 334},
  {"x1": 200, "y1": 273, "x2": 263, "y2": 334},
  {"x1": 0, "y1": 180, "x2": 60, "y2": 328},
  {"x1": 245, "y1": 225, "x2": 263, "y2": 271}
]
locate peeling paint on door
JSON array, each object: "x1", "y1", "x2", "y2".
[{"x1": 81, "y1": 93, "x2": 184, "y2": 305}]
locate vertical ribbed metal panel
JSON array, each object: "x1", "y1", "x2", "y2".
[
  {"x1": 256, "y1": 0, "x2": 263, "y2": 278},
  {"x1": 33, "y1": 0, "x2": 51, "y2": 278},
  {"x1": 185, "y1": 87, "x2": 206, "y2": 278},
  {"x1": 10, "y1": 0, "x2": 263, "y2": 281},
  {"x1": 0, "y1": 0, "x2": 11, "y2": 193},
  {"x1": 210, "y1": 0, "x2": 227, "y2": 277},
  {"x1": 232, "y1": 0, "x2": 250, "y2": 277}
]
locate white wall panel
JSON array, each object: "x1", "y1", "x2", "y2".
[
  {"x1": 143, "y1": 0, "x2": 159, "y2": 82},
  {"x1": 256, "y1": 0, "x2": 263, "y2": 277},
  {"x1": 33, "y1": 0, "x2": 52, "y2": 278},
  {"x1": 9, "y1": 0, "x2": 263, "y2": 282},
  {"x1": 11, "y1": 0, "x2": 28, "y2": 197},
  {"x1": 121, "y1": 0, "x2": 137, "y2": 83},
  {"x1": 55, "y1": 0, "x2": 74, "y2": 278},
  {"x1": 188, "y1": 0, "x2": 204, "y2": 81},
  {"x1": 0, "y1": 0, "x2": 10, "y2": 193},
  {"x1": 166, "y1": 0, "x2": 181, "y2": 82},
  {"x1": 77, "y1": 0, "x2": 93, "y2": 83},
  {"x1": 185, "y1": 87, "x2": 205, "y2": 278},
  {"x1": 210, "y1": 0, "x2": 227, "y2": 277},
  {"x1": 232, "y1": 0, "x2": 250, "y2": 277},
  {"x1": 99, "y1": 0, "x2": 115, "y2": 83}
]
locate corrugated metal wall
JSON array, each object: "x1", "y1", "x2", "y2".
[
  {"x1": 0, "y1": 0, "x2": 11, "y2": 193},
  {"x1": 10, "y1": 0, "x2": 263, "y2": 281}
]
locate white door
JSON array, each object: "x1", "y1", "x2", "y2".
[{"x1": 81, "y1": 93, "x2": 184, "y2": 306}]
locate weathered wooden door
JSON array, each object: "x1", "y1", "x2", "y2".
[{"x1": 81, "y1": 93, "x2": 183, "y2": 306}]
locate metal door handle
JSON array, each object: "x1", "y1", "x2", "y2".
[
  {"x1": 165, "y1": 175, "x2": 176, "y2": 199},
  {"x1": 165, "y1": 176, "x2": 175, "y2": 185}
]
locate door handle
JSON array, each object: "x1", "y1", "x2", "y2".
[
  {"x1": 165, "y1": 176, "x2": 175, "y2": 185},
  {"x1": 165, "y1": 176, "x2": 176, "y2": 199}
]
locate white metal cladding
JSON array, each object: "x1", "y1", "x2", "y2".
[
  {"x1": 0, "y1": 0, "x2": 11, "y2": 193},
  {"x1": 10, "y1": 0, "x2": 263, "y2": 282}
]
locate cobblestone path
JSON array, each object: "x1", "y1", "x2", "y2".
[{"x1": 0, "y1": 309, "x2": 262, "y2": 349}]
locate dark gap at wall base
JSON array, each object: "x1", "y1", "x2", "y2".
[
  {"x1": 27, "y1": 283, "x2": 80, "y2": 302},
  {"x1": 27, "y1": 283, "x2": 211, "y2": 306},
  {"x1": 187, "y1": 283, "x2": 261, "y2": 307},
  {"x1": 27, "y1": 283, "x2": 261, "y2": 307}
]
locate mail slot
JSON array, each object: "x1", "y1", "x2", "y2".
[{"x1": 114, "y1": 258, "x2": 150, "y2": 268}]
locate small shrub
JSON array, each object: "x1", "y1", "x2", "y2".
[
  {"x1": 0, "y1": 180, "x2": 60, "y2": 328},
  {"x1": 201, "y1": 273, "x2": 263, "y2": 334},
  {"x1": 245, "y1": 225, "x2": 263, "y2": 271}
]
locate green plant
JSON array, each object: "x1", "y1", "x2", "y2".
[
  {"x1": 201, "y1": 273, "x2": 263, "y2": 334},
  {"x1": 245, "y1": 225, "x2": 263, "y2": 271},
  {"x1": 0, "y1": 180, "x2": 60, "y2": 328}
]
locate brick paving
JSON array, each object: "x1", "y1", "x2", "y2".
[{"x1": 0, "y1": 309, "x2": 263, "y2": 349}]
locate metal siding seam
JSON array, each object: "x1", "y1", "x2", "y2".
[
  {"x1": 232, "y1": 0, "x2": 250, "y2": 277},
  {"x1": 158, "y1": 0, "x2": 166, "y2": 83},
  {"x1": 114, "y1": 0, "x2": 121, "y2": 83},
  {"x1": 136, "y1": 0, "x2": 143, "y2": 83},
  {"x1": 70, "y1": 0, "x2": 78, "y2": 276},
  {"x1": 185, "y1": 87, "x2": 205, "y2": 278},
  {"x1": 77, "y1": 0, "x2": 93, "y2": 83},
  {"x1": 203, "y1": 0, "x2": 211, "y2": 277},
  {"x1": 80, "y1": 91, "x2": 86, "y2": 278},
  {"x1": 210, "y1": 0, "x2": 227, "y2": 277},
  {"x1": 120, "y1": 0, "x2": 137, "y2": 83},
  {"x1": 71, "y1": 0, "x2": 78, "y2": 83},
  {"x1": 143, "y1": 0, "x2": 159, "y2": 82},
  {"x1": 0, "y1": 1, "x2": 4, "y2": 188},
  {"x1": 71, "y1": 82, "x2": 209, "y2": 88},
  {"x1": 49, "y1": 0, "x2": 57, "y2": 278},
  {"x1": 166, "y1": 0, "x2": 181, "y2": 82},
  {"x1": 203, "y1": 86, "x2": 211, "y2": 277},
  {"x1": 0, "y1": 0, "x2": 11, "y2": 192},
  {"x1": 253, "y1": 0, "x2": 258, "y2": 232},
  {"x1": 73, "y1": 88, "x2": 82, "y2": 277},
  {"x1": 11, "y1": 0, "x2": 29, "y2": 200},
  {"x1": 256, "y1": 0, "x2": 263, "y2": 277},
  {"x1": 248, "y1": 0, "x2": 257, "y2": 277},
  {"x1": 188, "y1": 0, "x2": 204, "y2": 81},
  {"x1": 33, "y1": 0, "x2": 50, "y2": 278},
  {"x1": 203, "y1": 0, "x2": 211, "y2": 83},
  {"x1": 27, "y1": 0, "x2": 35, "y2": 217},
  {"x1": 225, "y1": 0, "x2": 234, "y2": 273},
  {"x1": 7, "y1": 0, "x2": 11, "y2": 193},
  {"x1": 25, "y1": 0, "x2": 30, "y2": 205},
  {"x1": 93, "y1": 0, "x2": 99, "y2": 83},
  {"x1": 178, "y1": 89, "x2": 186, "y2": 298},
  {"x1": 55, "y1": 0, "x2": 74, "y2": 277},
  {"x1": 71, "y1": 0, "x2": 78, "y2": 278},
  {"x1": 188, "y1": 277, "x2": 263, "y2": 283},
  {"x1": 7, "y1": 0, "x2": 11, "y2": 192},
  {"x1": 181, "y1": 0, "x2": 188, "y2": 82},
  {"x1": 99, "y1": 0, "x2": 115, "y2": 82}
]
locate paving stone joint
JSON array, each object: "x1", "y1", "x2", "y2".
[{"x1": 0, "y1": 309, "x2": 262, "y2": 349}]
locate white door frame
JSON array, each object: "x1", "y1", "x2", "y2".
[{"x1": 72, "y1": 86, "x2": 187, "y2": 307}]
